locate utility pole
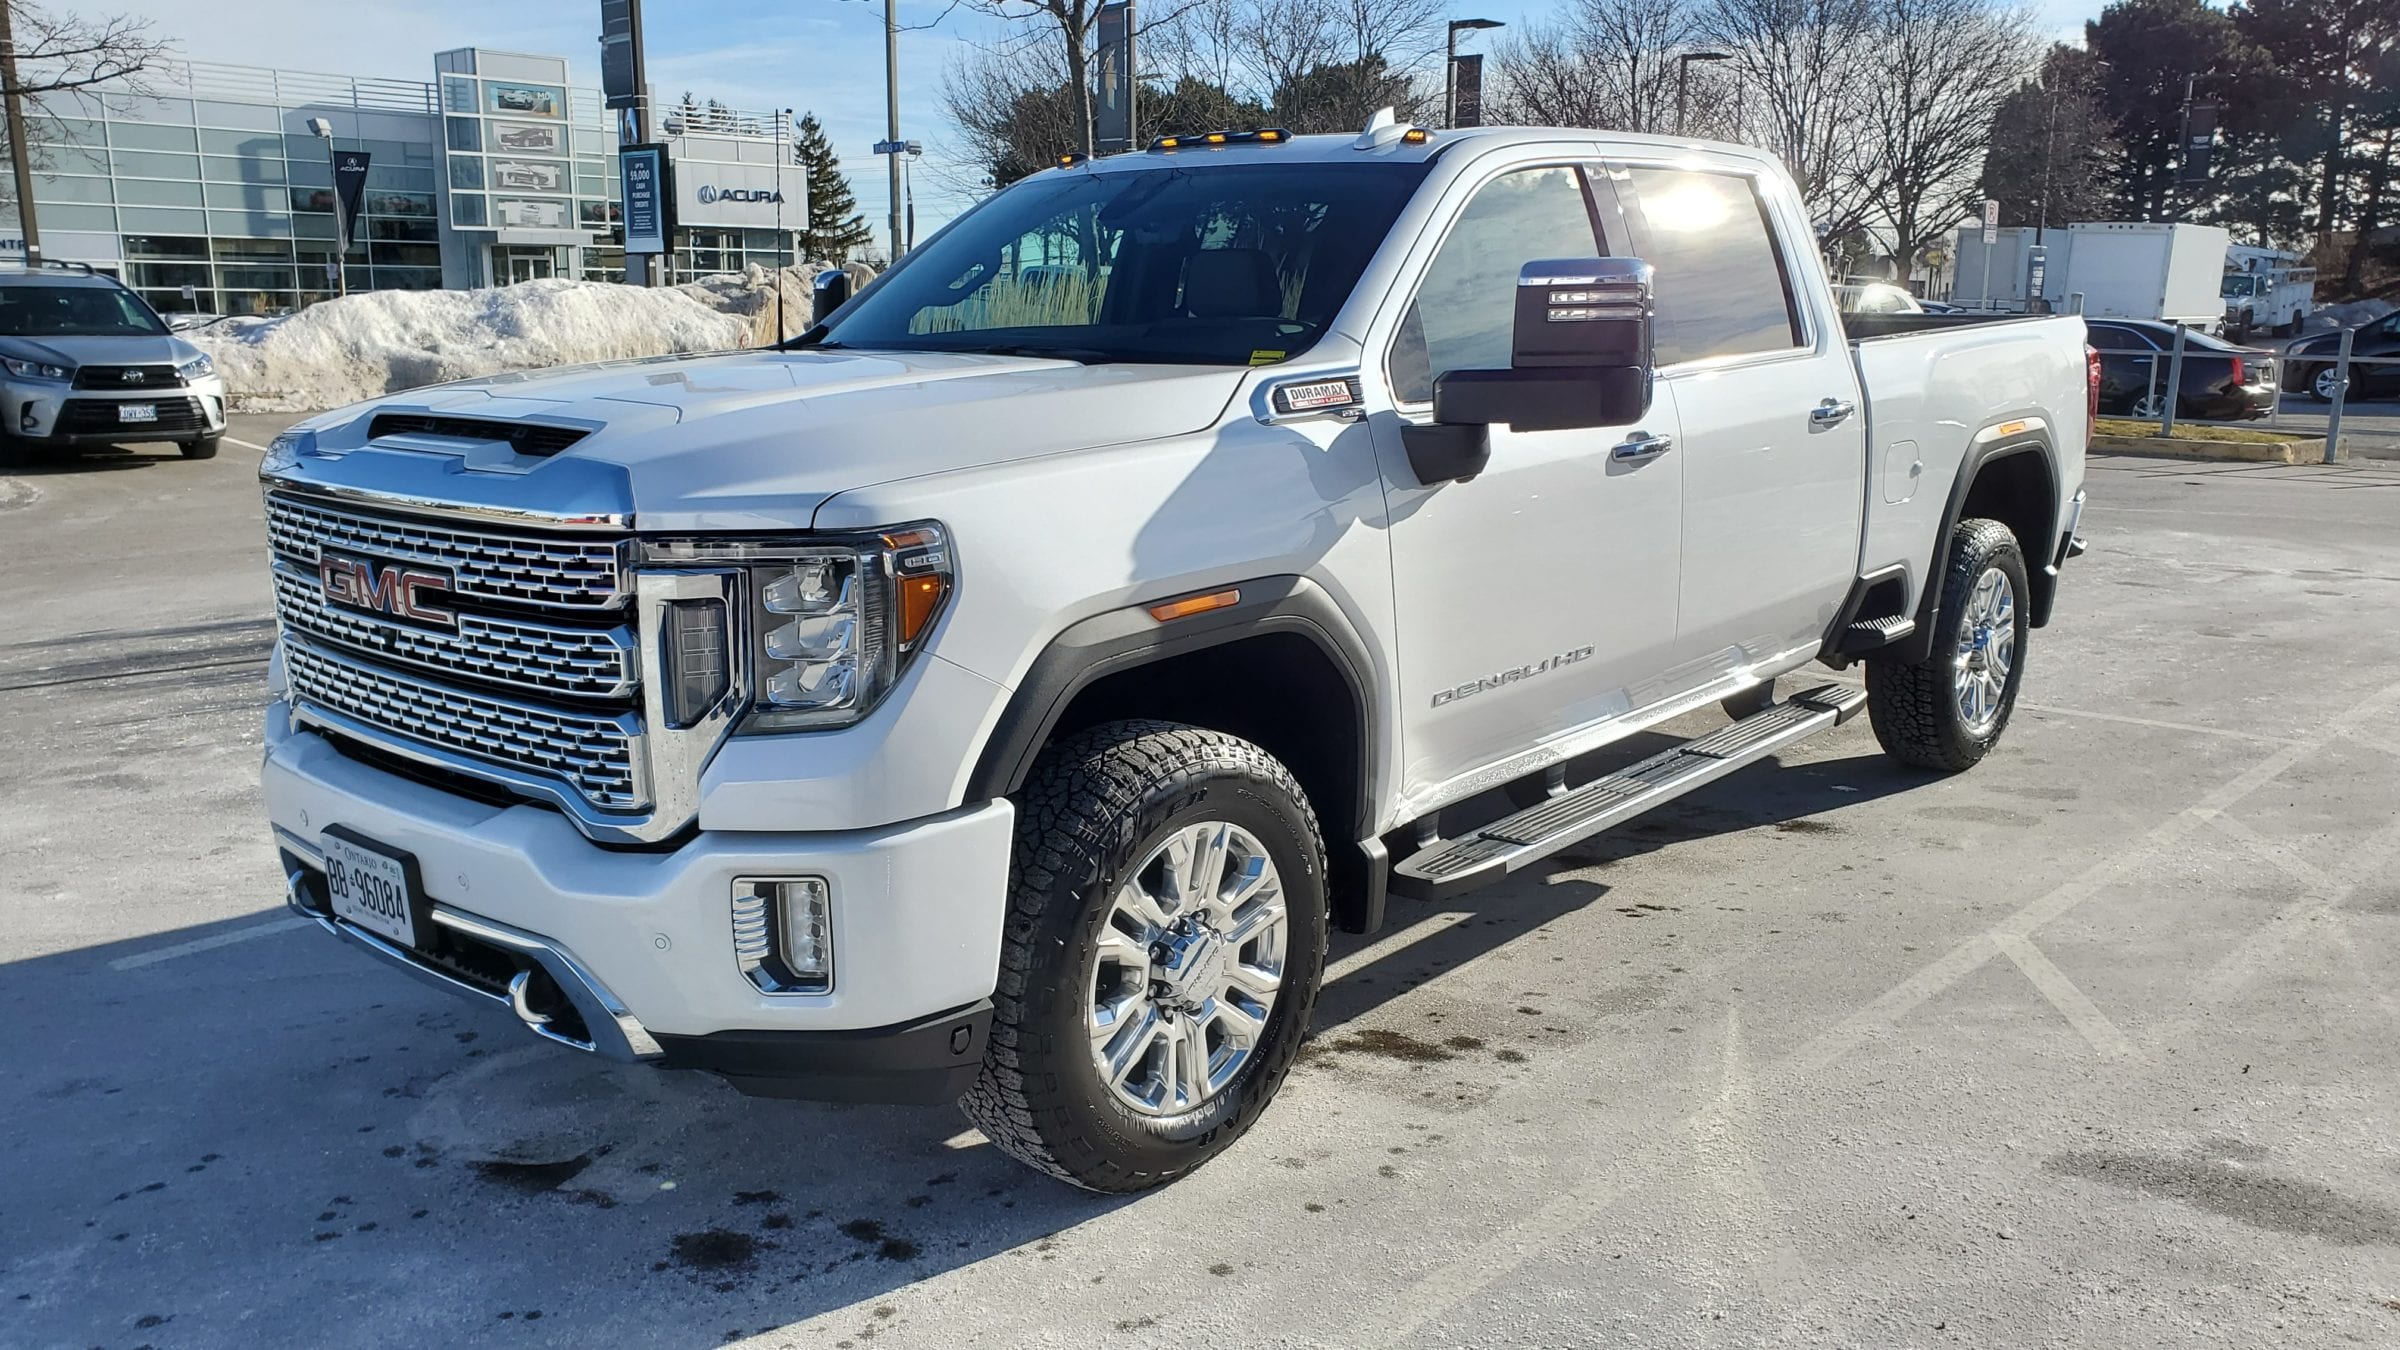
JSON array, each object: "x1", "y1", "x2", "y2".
[
  {"x1": 775, "y1": 109, "x2": 789, "y2": 341},
  {"x1": 607, "y1": 0, "x2": 661, "y2": 286},
  {"x1": 1675, "y1": 51, "x2": 1733, "y2": 137},
  {"x1": 0, "y1": 1, "x2": 43, "y2": 268},
  {"x1": 884, "y1": 0, "x2": 902, "y2": 262}
]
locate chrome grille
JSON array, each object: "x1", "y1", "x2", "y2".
[
  {"x1": 271, "y1": 567, "x2": 636, "y2": 700},
  {"x1": 283, "y1": 639, "x2": 646, "y2": 811},
  {"x1": 265, "y1": 493, "x2": 628, "y2": 611}
]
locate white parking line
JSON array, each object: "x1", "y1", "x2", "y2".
[
  {"x1": 222, "y1": 435, "x2": 273, "y2": 455},
  {"x1": 108, "y1": 916, "x2": 311, "y2": 971},
  {"x1": 1994, "y1": 933, "x2": 2134, "y2": 1059}
]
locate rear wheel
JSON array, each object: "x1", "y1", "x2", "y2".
[
  {"x1": 1865, "y1": 518, "x2": 2029, "y2": 772},
  {"x1": 961, "y1": 720, "x2": 1327, "y2": 1192}
]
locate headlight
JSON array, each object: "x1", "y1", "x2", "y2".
[
  {"x1": 1, "y1": 356, "x2": 69, "y2": 381},
  {"x1": 177, "y1": 353, "x2": 215, "y2": 381},
  {"x1": 260, "y1": 428, "x2": 314, "y2": 475},
  {"x1": 646, "y1": 522, "x2": 953, "y2": 732}
]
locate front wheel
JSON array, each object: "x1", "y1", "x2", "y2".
[
  {"x1": 2312, "y1": 365, "x2": 2343, "y2": 402},
  {"x1": 961, "y1": 720, "x2": 1328, "y2": 1192},
  {"x1": 179, "y1": 436, "x2": 221, "y2": 460},
  {"x1": 1865, "y1": 518, "x2": 2029, "y2": 772}
]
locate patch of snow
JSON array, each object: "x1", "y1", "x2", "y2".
[{"x1": 192, "y1": 263, "x2": 840, "y2": 413}]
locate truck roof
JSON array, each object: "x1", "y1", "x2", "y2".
[{"x1": 1041, "y1": 124, "x2": 1778, "y2": 178}]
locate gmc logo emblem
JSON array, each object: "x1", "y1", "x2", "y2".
[{"x1": 319, "y1": 549, "x2": 457, "y2": 628}]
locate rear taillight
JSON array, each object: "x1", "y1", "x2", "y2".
[
  {"x1": 2230, "y1": 355, "x2": 2246, "y2": 386},
  {"x1": 2086, "y1": 344, "x2": 2102, "y2": 423}
]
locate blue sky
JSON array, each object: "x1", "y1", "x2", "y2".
[{"x1": 108, "y1": 0, "x2": 2103, "y2": 245}]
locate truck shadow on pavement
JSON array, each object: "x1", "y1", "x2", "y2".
[{"x1": 0, "y1": 743, "x2": 1931, "y2": 1348}]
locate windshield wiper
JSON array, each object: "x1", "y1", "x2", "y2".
[{"x1": 959, "y1": 344, "x2": 1116, "y2": 364}]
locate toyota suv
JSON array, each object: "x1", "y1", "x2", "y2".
[{"x1": 0, "y1": 263, "x2": 227, "y2": 464}]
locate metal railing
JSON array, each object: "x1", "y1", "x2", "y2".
[
  {"x1": 2126, "y1": 320, "x2": 2391, "y2": 465},
  {"x1": 145, "y1": 58, "x2": 441, "y2": 114}
]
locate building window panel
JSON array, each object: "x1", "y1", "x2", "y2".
[
  {"x1": 450, "y1": 192, "x2": 488, "y2": 228},
  {"x1": 446, "y1": 117, "x2": 482, "y2": 153},
  {"x1": 366, "y1": 189, "x2": 436, "y2": 218},
  {"x1": 192, "y1": 100, "x2": 281, "y2": 131},
  {"x1": 449, "y1": 156, "x2": 485, "y2": 191},
  {"x1": 123, "y1": 234, "x2": 210, "y2": 260},
  {"x1": 117, "y1": 178, "x2": 206, "y2": 208},
  {"x1": 33, "y1": 174, "x2": 113, "y2": 204},
  {"x1": 203, "y1": 153, "x2": 286, "y2": 185},
  {"x1": 201, "y1": 129, "x2": 283, "y2": 157},
  {"x1": 214, "y1": 237, "x2": 297, "y2": 264},
  {"x1": 368, "y1": 217, "x2": 438, "y2": 242},
  {"x1": 126, "y1": 260, "x2": 213, "y2": 290},
  {"x1": 369, "y1": 242, "x2": 441, "y2": 267},
  {"x1": 110, "y1": 149, "x2": 202, "y2": 180},
  {"x1": 289, "y1": 185, "x2": 337, "y2": 214},
  {"x1": 116, "y1": 205, "x2": 209, "y2": 233},
  {"x1": 220, "y1": 264, "x2": 300, "y2": 291},
  {"x1": 369, "y1": 266, "x2": 444, "y2": 291},
  {"x1": 35, "y1": 203, "x2": 118, "y2": 231},
  {"x1": 108, "y1": 121, "x2": 199, "y2": 153},
  {"x1": 210, "y1": 209, "x2": 294, "y2": 239},
  {"x1": 365, "y1": 165, "x2": 434, "y2": 191},
  {"x1": 33, "y1": 116, "x2": 104, "y2": 146}
]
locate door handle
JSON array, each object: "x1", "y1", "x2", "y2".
[
  {"x1": 1611, "y1": 431, "x2": 1674, "y2": 461},
  {"x1": 1810, "y1": 398, "x2": 1857, "y2": 429}
]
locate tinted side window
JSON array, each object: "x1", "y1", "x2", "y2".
[
  {"x1": 2088, "y1": 327, "x2": 2146, "y2": 351},
  {"x1": 1388, "y1": 166, "x2": 1600, "y2": 404},
  {"x1": 1623, "y1": 168, "x2": 1801, "y2": 366}
]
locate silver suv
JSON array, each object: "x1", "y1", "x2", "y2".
[{"x1": 0, "y1": 263, "x2": 229, "y2": 464}]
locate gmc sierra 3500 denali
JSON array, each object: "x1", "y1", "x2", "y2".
[{"x1": 259, "y1": 115, "x2": 2092, "y2": 1192}]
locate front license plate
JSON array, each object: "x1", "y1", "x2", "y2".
[
  {"x1": 117, "y1": 403, "x2": 158, "y2": 424},
  {"x1": 323, "y1": 828, "x2": 428, "y2": 949}
]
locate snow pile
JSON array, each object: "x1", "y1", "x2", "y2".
[{"x1": 193, "y1": 264, "x2": 841, "y2": 413}]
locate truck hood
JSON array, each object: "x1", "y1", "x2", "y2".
[{"x1": 298, "y1": 348, "x2": 1250, "y2": 532}]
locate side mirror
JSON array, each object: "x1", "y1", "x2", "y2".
[
  {"x1": 1404, "y1": 258, "x2": 1656, "y2": 485},
  {"x1": 812, "y1": 267, "x2": 853, "y2": 318}
]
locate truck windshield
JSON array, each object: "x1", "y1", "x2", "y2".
[
  {"x1": 812, "y1": 160, "x2": 1431, "y2": 365},
  {"x1": 0, "y1": 284, "x2": 167, "y2": 337},
  {"x1": 2220, "y1": 275, "x2": 2257, "y2": 298}
]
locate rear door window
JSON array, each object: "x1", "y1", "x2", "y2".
[{"x1": 1620, "y1": 168, "x2": 1802, "y2": 367}]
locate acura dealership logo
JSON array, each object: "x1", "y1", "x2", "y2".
[{"x1": 696, "y1": 184, "x2": 783, "y2": 205}]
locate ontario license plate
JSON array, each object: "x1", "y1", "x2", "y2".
[
  {"x1": 117, "y1": 403, "x2": 158, "y2": 424},
  {"x1": 323, "y1": 829, "x2": 426, "y2": 948}
]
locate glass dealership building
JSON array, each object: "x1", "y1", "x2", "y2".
[{"x1": 4, "y1": 49, "x2": 803, "y2": 317}]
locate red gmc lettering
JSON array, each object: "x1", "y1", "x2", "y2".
[{"x1": 320, "y1": 555, "x2": 456, "y2": 627}]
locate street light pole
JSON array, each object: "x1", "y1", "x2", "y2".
[
  {"x1": 884, "y1": 0, "x2": 902, "y2": 262},
  {"x1": 1675, "y1": 50, "x2": 1733, "y2": 138},
  {"x1": 1445, "y1": 19, "x2": 1502, "y2": 130}
]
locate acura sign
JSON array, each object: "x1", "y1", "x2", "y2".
[{"x1": 672, "y1": 133, "x2": 805, "y2": 230}]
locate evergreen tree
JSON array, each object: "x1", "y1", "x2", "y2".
[{"x1": 792, "y1": 113, "x2": 874, "y2": 261}]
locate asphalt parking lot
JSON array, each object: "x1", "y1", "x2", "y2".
[{"x1": 6, "y1": 417, "x2": 2400, "y2": 1349}]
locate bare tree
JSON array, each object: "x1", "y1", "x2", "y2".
[
  {"x1": 1700, "y1": 0, "x2": 1882, "y2": 238},
  {"x1": 1, "y1": 1, "x2": 167, "y2": 226},
  {"x1": 2, "y1": 1, "x2": 162, "y2": 98},
  {"x1": 1860, "y1": 0, "x2": 2038, "y2": 281},
  {"x1": 1491, "y1": 0, "x2": 1698, "y2": 136}
]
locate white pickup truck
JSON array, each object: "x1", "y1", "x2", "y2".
[{"x1": 259, "y1": 117, "x2": 2093, "y2": 1192}]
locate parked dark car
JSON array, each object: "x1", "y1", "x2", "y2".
[
  {"x1": 2087, "y1": 319, "x2": 2277, "y2": 420},
  {"x1": 2283, "y1": 309, "x2": 2400, "y2": 401}
]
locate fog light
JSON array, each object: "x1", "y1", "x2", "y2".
[{"x1": 731, "y1": 877, "x2": 832, "y2": 993}]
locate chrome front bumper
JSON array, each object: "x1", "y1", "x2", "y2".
[{"x1": 278, "y1": 827, "x2": 662, "y2": 1063}]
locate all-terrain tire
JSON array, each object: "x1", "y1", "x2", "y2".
[
  {"x1": 179, "y1": 436, "x2": 221, "y2": 460},
  {"x1": 960, "y1": 720, "x2": 1328, "y2": 1193},
  {"x1": 1865, "y1": 518, "x2": 2029, "y2": 772}
]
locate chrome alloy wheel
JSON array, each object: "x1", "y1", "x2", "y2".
[
  {"x1": 1953, "y1": 565, "x2": 2017, "y2": 736},
  {"x1": 1089, "y1": 821, "x2": 1289, "y2": 1116}
]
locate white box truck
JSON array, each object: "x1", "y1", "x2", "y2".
[{"x1": 2064, "y1": 222, "x2": 2230, "y2": 330}]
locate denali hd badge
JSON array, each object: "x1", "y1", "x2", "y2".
[
  {"x1": 319, "y1": 549, "x2": 457, "y2": 628},
  {"x1": 1432, "y1": 645, "x2": 1595, "y2": 706}
]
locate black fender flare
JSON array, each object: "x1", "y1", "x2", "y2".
[
  {"x1": 1893, "y1": 428, "x2": 2058, "y2": 665},
  {"x1": 965, "y1": 574, "x2": 1380, "y2": 826},
  {"x1": 963, "y1": 574, "x2": 1391, "y2": 933}
]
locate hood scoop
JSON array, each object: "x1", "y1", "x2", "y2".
[{"x1": 367, "y1": 412, "x2": 592, "y2": 458}]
